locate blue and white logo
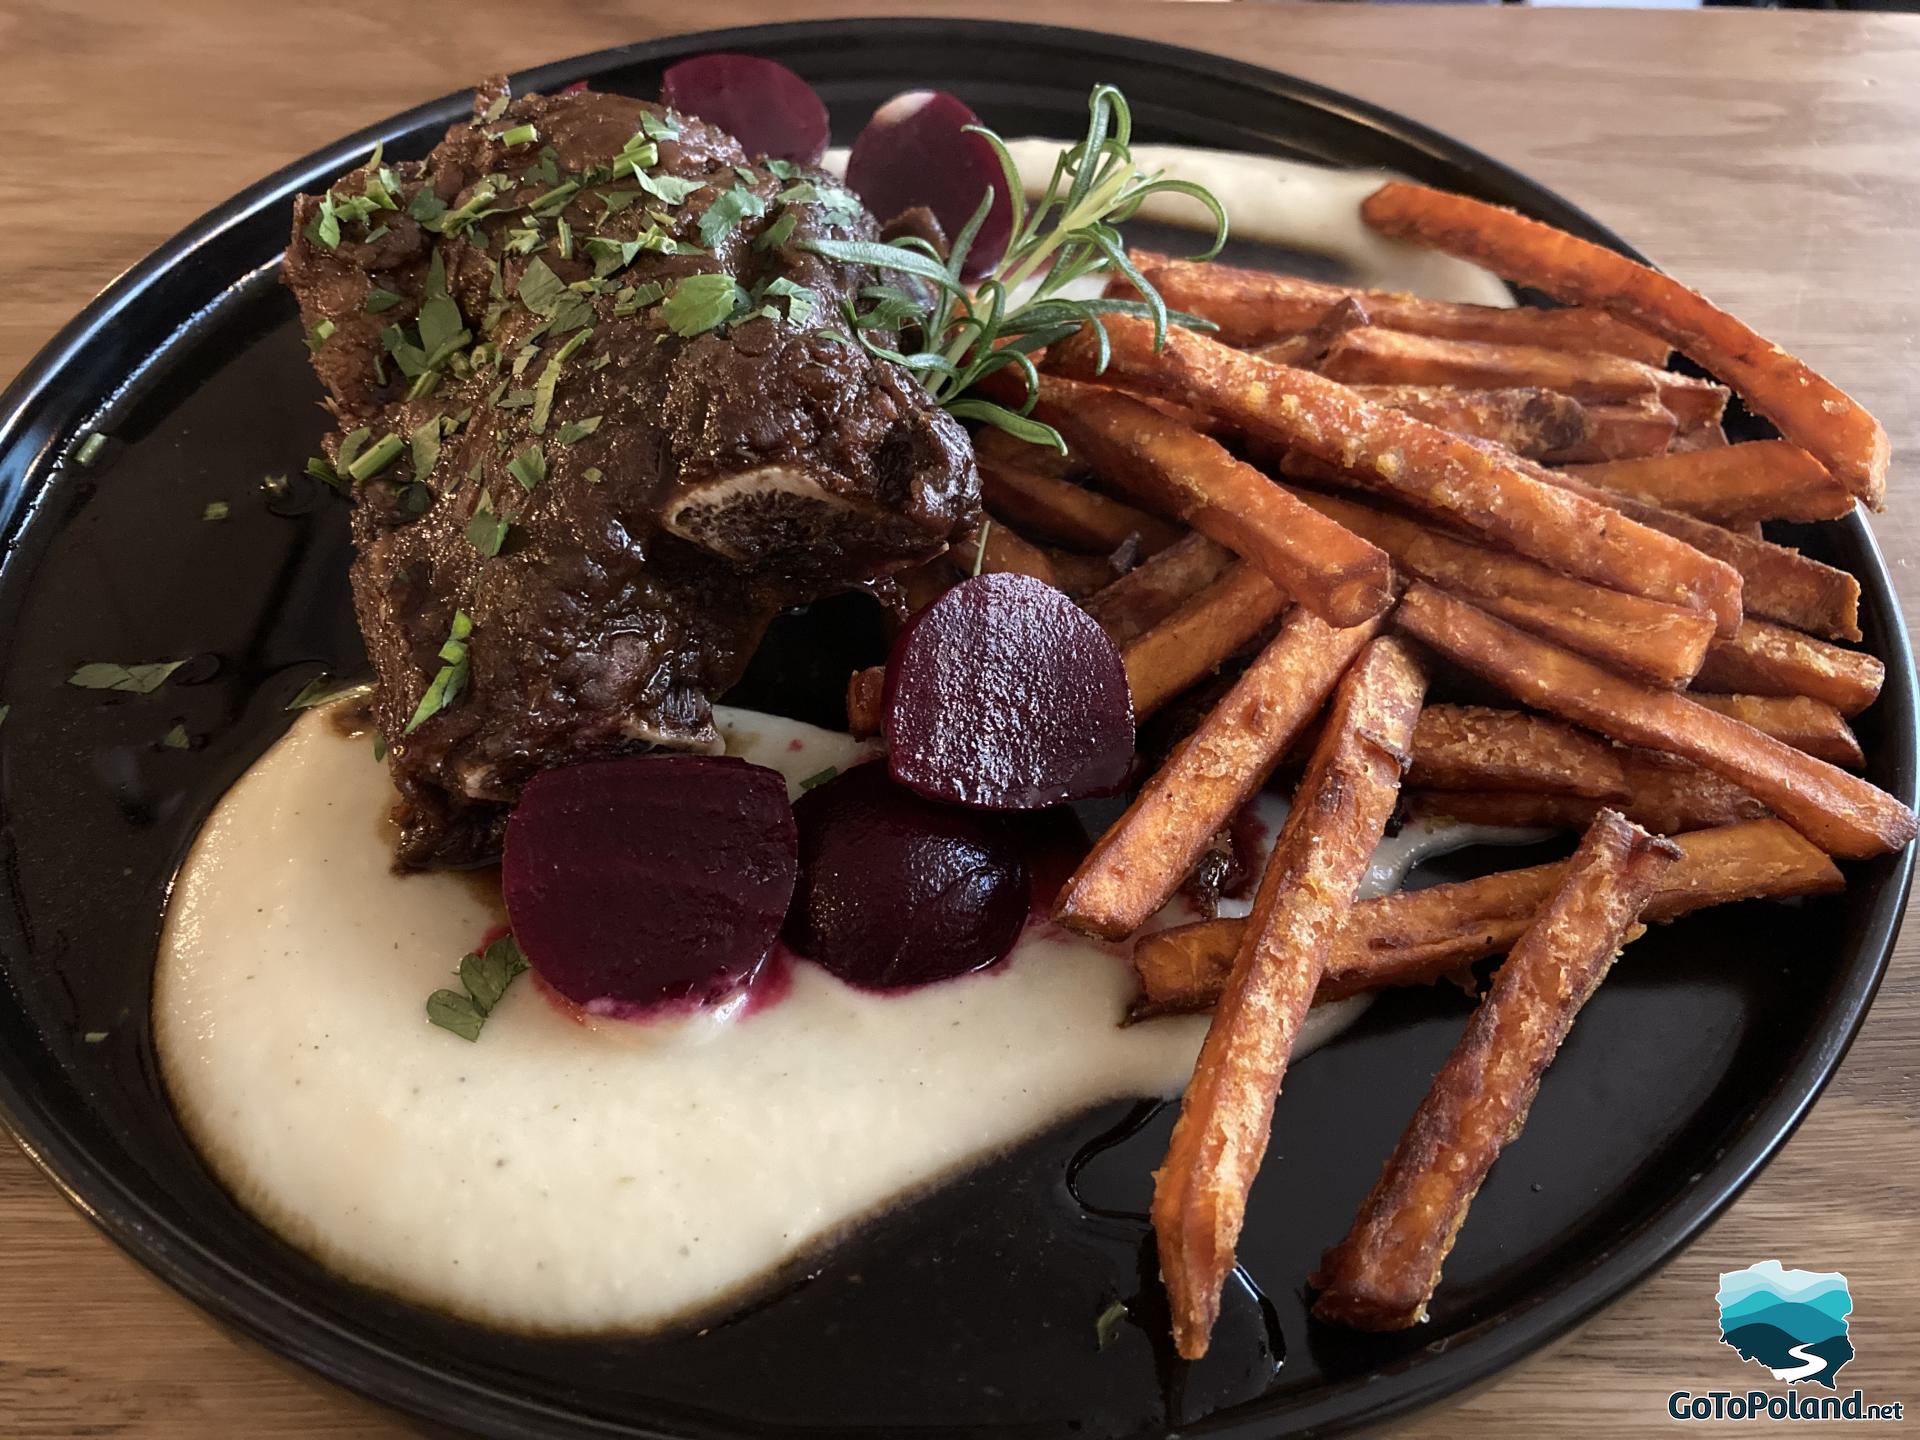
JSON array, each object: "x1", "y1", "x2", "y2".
[{"x1": 1716, "y1": 1260, "x2": 1855, "y2": 1391}]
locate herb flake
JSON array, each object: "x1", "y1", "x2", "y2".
[
  {"x1": 426, "y1": 933, "x2": 528, "y2": 1041},
  {"x1": 68, "y1": 660, "x2": 185, "y2": 694}
]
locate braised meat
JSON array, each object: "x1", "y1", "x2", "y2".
[{"x1": 284, "y1": 81, "x2": 976, "y2": 866}]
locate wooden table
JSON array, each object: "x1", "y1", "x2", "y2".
[{"x1": 2, "y1": 2, "x2": 1916, "y2": 1434}]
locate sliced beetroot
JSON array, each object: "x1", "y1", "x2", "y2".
[
  {"x1": 787, "y1": 762, "x2": 1028, "y2": 991},
  {"x1": 659, "y1": 53, "x2": 830, "y2": 165},
  {"x1": 885, "y1": 572, "x2": 1134, "y2": 809},
  {"x1": 845, "y1": 90, "x2": 1012, "y2": 282},
  {"x1": 502, "y1": 755, "x2": 797, "y2": 1010}
]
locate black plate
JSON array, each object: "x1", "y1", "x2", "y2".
[{"x1": 0, "y1": 19, "x2": 1912, "y2": 1440}]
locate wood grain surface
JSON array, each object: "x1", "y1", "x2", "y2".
[{"x1": 2, "y1": 2, "x2": 1917, "y2": 1435}]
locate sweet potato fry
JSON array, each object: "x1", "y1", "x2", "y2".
[
  {"x1": 1407, "y1": 746, "x2": 1769, "y2": 834},
  {"x1": 1691, "y1": 694, "x2": 1863, "y2": 768},
  {"x1": 1283, "y1": 483, "x2": 1714, "y2": 689},
  {"x1": 1027, "y1": 376, "x2": 1393, "y2": 627},
  {"x1": 1319, "y1": 328, "x2": 1728, "y2": 429},
  {"x1": 1360, "y1": 182, "x2": 1889, "y2": 506},
  {"x1": 1673, "y1": 419, "x2": 1731, "y2": 452},
  {"x1": 1540, "y1": 397, "x2": 1677, "y2": 464},
  {"x1": 1409, "y1": 704, "x2": 1628, "y2": 798},
  {"x1": 1566, "y1": 441, "x2": 1854, "y2": 525},
  {"x1": 1122, "y1": 562, "x2": 1289, "y2": 718},
  {"x1": 1310, "y1": 810, "x2": 1679, "y2": 1329},
  {"x1": 1048, "y1": 318, "x2": 1744, "y2": 635},
  {"x1": 1347, "y1": 385, "x2": 1589, "y2": 459},
  {"x1": 979, "y1": 458, "x2": 1185, "y2": 555},
  {"x1": 1393, "y1": 583, "x2": 1915, "y2": 857},
  {"x1": 1057, "y1": 608, "x2": 1386, "y2": 940},
  {"x1": 1131, "y1": 818, "x2": 1843, "y2": 1017},
  {"x1": 1081, "y1": 534, "x2": 1235, "y2": 645},
  {"x1": 950, "y1": 518, "x2": 1057, "y2": 587},
  {"x1": 1528, "y1": 462, "x2": 1861, "y2": 641},
  {"x1": 1043, "y1": 545, "x2": 1128, "y2": 600},
  {"x1": 846, "y1": 666, "x2": 885, "y2": 738},
  {"x1": 972, "y1": 421, "x2": 1082, "y2": 481},
  {"x1": 1696, "y1": 618, "x2": 1885, "y2": 716},
  {"x1": 1131, "y1": 257, "x2": 1671, "y2": 364},
  {"x1": 1252, "y1": 296, "x2": 1373, "y2": 369},
  {"x1": 1154, "y1": 636, "x2": 1427, "y2": 1359}
]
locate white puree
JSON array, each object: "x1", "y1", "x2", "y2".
[{"x1": 157, "y1": 147, "x2": 1521, "y2": 1334}]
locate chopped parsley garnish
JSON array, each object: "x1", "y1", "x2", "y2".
[
  {"x1": 306, "y1": 319, "x2": 336, "y2": 350},
  {"x1": 480, "y1": 92, "x2": 509, "y2": 124},
  {"x1": 507, "y1": 443, "x2": 547, "y2": 491},
  {"x1": 202, "y1": 500, "x2": 230, "y2": 521},
  {"x1": 346, "y1": 433, "x2": 404, "y2": 483},
  {"x1": 426, "y1": 932, "x2": 529, "y2": 1042},
  {"x1": 430, "y1": 183, "x2": 498, "y2": 237},
  {"x1": 304, "y1": 193, "x2": 342, "y2": 249},
  {"x1": 405, "y1": 610, "x2": 472, "y2": 734},
  {"x1": 755, "y1": 210, "x2": 798, "y2": 252},
  {"x1": 365, "y1": 286, "x2": 403, "y2": 313},
  {"x1": 661, "y1": 273, "x2": 748, "y2": 338},
  {"x1": 286, "y1": 676, "x2": 374, "y2": 710},
  {"x1": 0, "y1": 703, "x2": 10, "y2": 728},
  {"x1": 582, "y1": 466, "x2": 604, "y2": 484},
  {"x1": 305, "y1": 454, "x2": 344, "y2": 491},
  {"x1": 517, "y1": 257, "x2": 568, "y2": 315},
  {"x1": 161, "y1": 722, "x2": 192, "y2": 750},
  {"x1": 799, "y1": 766, "x2": 838, "y2": 791},
  {"x1": 637, "y1": 171, "x2": 703, "y2": 206},
  {"x1": 74, "y1": 432, "x2": 108, "y2": 466},
  {"x1": 68, "y1": 660, "x2": 185, "y2": 694},
  {"x1": 407, "y1": 189, "x2": 449, "y2": 225},
  {"x1": 409, "y1": 417, "x2": 442, "y2": 485},
  {"x1": 555, "y1": 217, "x2": 574, "y2": 260},
  {"x1": 640, "y1": 112, "x2": 680, "y2": 142},
  {"x1": 761, "y1": 276, "x2": 820, "y2": 327},
  {"x1": 466, "y1": 491, "x2": 510, "y2": 556},
  {"x1": 82, "y1": 1030, "x2": 109, "y2": 1044},
  {"x1": 527, "y1": 179, "x2": 581, "y2": 217},
  {"x1": 696, "y1": 183, "x2": 767, "y2": 248},
  {"x1": 763, "y1": 158, "x2": 797, "y2": 180},
  {"x1": 1095, "y1": 1299, "x2": 1129, "y2": 1350},
  {"x1": 555, "y1": 415, "x2": 602, "y2": 444},
  {"x1": 493, "y1": 123, "x2": 539, "y2": 148}
]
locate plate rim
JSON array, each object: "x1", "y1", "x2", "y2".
[{"x1": 0, "y1": 17, "x2": 1913, "y2": 1440}]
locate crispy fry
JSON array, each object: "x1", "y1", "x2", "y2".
[
  {"x1": 1409, "y1": 704, "x2": 1628, "y2": 798},
  {"x1": 1528, "y1": 461, "x2": 1861, "y2": 640},
  {"x1": 1407, "y1": 746, "x2": 1769, "y2": 834},
  {"x1": 972, "y1": 421, "x2": 1082, "y2": 481},
  {"x1": 1541, "y1": 396, "x2": 1677, "y2": 464},
  {"x1": 1130, "y1": 257, "x2": 1671, "y2": 364},
  {"x1": 1049, "y1": 318, "x2": 1744, "y2": 635},
  {"x1": 1310, "y1": 810, "x2": 1679, "y2": 1329},
  {"x1": 1566, "y1": 441, "x2": 1854, "y2": 525},
  {"x1": 1027, "y1": 376, "x2": 1393, "y2": 627},
  {"x1": 1673, "y1": 419, "x2": 1731, "y2": 452},
  {"x1": 1347, "y1": 385, "x2": 1589, "y2": 460},
  {"x1": 1691, "y1": 694, "x2": 1863, "y2": 768},
  {"x1": 1056, "y1": 607, "x2": 1386, "y2": 940},
  {"x1": 1319, "y1": 328, "x2": 1728, "y2": 429},
  {"x1": 1043, "y1": 545, "x2": 1128, "y2": 599},
  {"x1": 1360, "y1": 182, "x2": 1889, "y2": 506},
  {"x1": 1283, "y1": 483, "x2": 1714, "y2": 688},
  {"x1": 1154, "y1": 637, "x2": 1427, "y2": 1359},
  {"x1": 1697, "y1": 618, "x2": 1885, "y2": 716},
  {"x1": 979, "y1": 457, "x2": 1185, "y2": 555},
  {"x1": 1131, "y1": 818, "x2": 1844, "y2": 1017},
  {"x1": 1122, "y1": 562, "x2": 1289, "y2": 718},
  {"x1": 1393, "y1": 583, "x2": 1915, "y2": 857},
  {"x1": 846, "y1": 665, "x2": 885, "y2": 738},
  {"x1": 950, "y1": 517, "x2": 1057, "y2": 587},
  {"x1": 1253, "y1": 296, "x2": 1373, "y2": 368},
  {"x1": 1081, "y1": 533, "x2": 1235, "y2": 645}
]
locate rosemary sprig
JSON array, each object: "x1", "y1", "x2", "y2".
[{"x1": 801, "y1": 85, "x2": 1227, "y2": 450}]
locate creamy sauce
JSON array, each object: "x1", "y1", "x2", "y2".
[{"x1": 157, "y1": 147, "x2": 1527, "y2": 1334}]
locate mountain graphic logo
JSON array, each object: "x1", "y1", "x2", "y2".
[{"x1": 1717, "y1": 1261, "x2": 1855, "y2": 1391}]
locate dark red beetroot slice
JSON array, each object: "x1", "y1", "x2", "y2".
[
  {"x1": 503, "y1": 755, "x2": 797, "y2": 1010},
  {"x1": 787, "y1": 762, "x2": 1028, "y2": 991},
  {"x1": 885, "y1": 572, "x2": 1135, "y2": 809},
  {"x1": 845, "y1": 90, "x2": 1012, "y2": 282},
  {"x1": 659, "y1": 53, "x2": 830, "y2": 166}
]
